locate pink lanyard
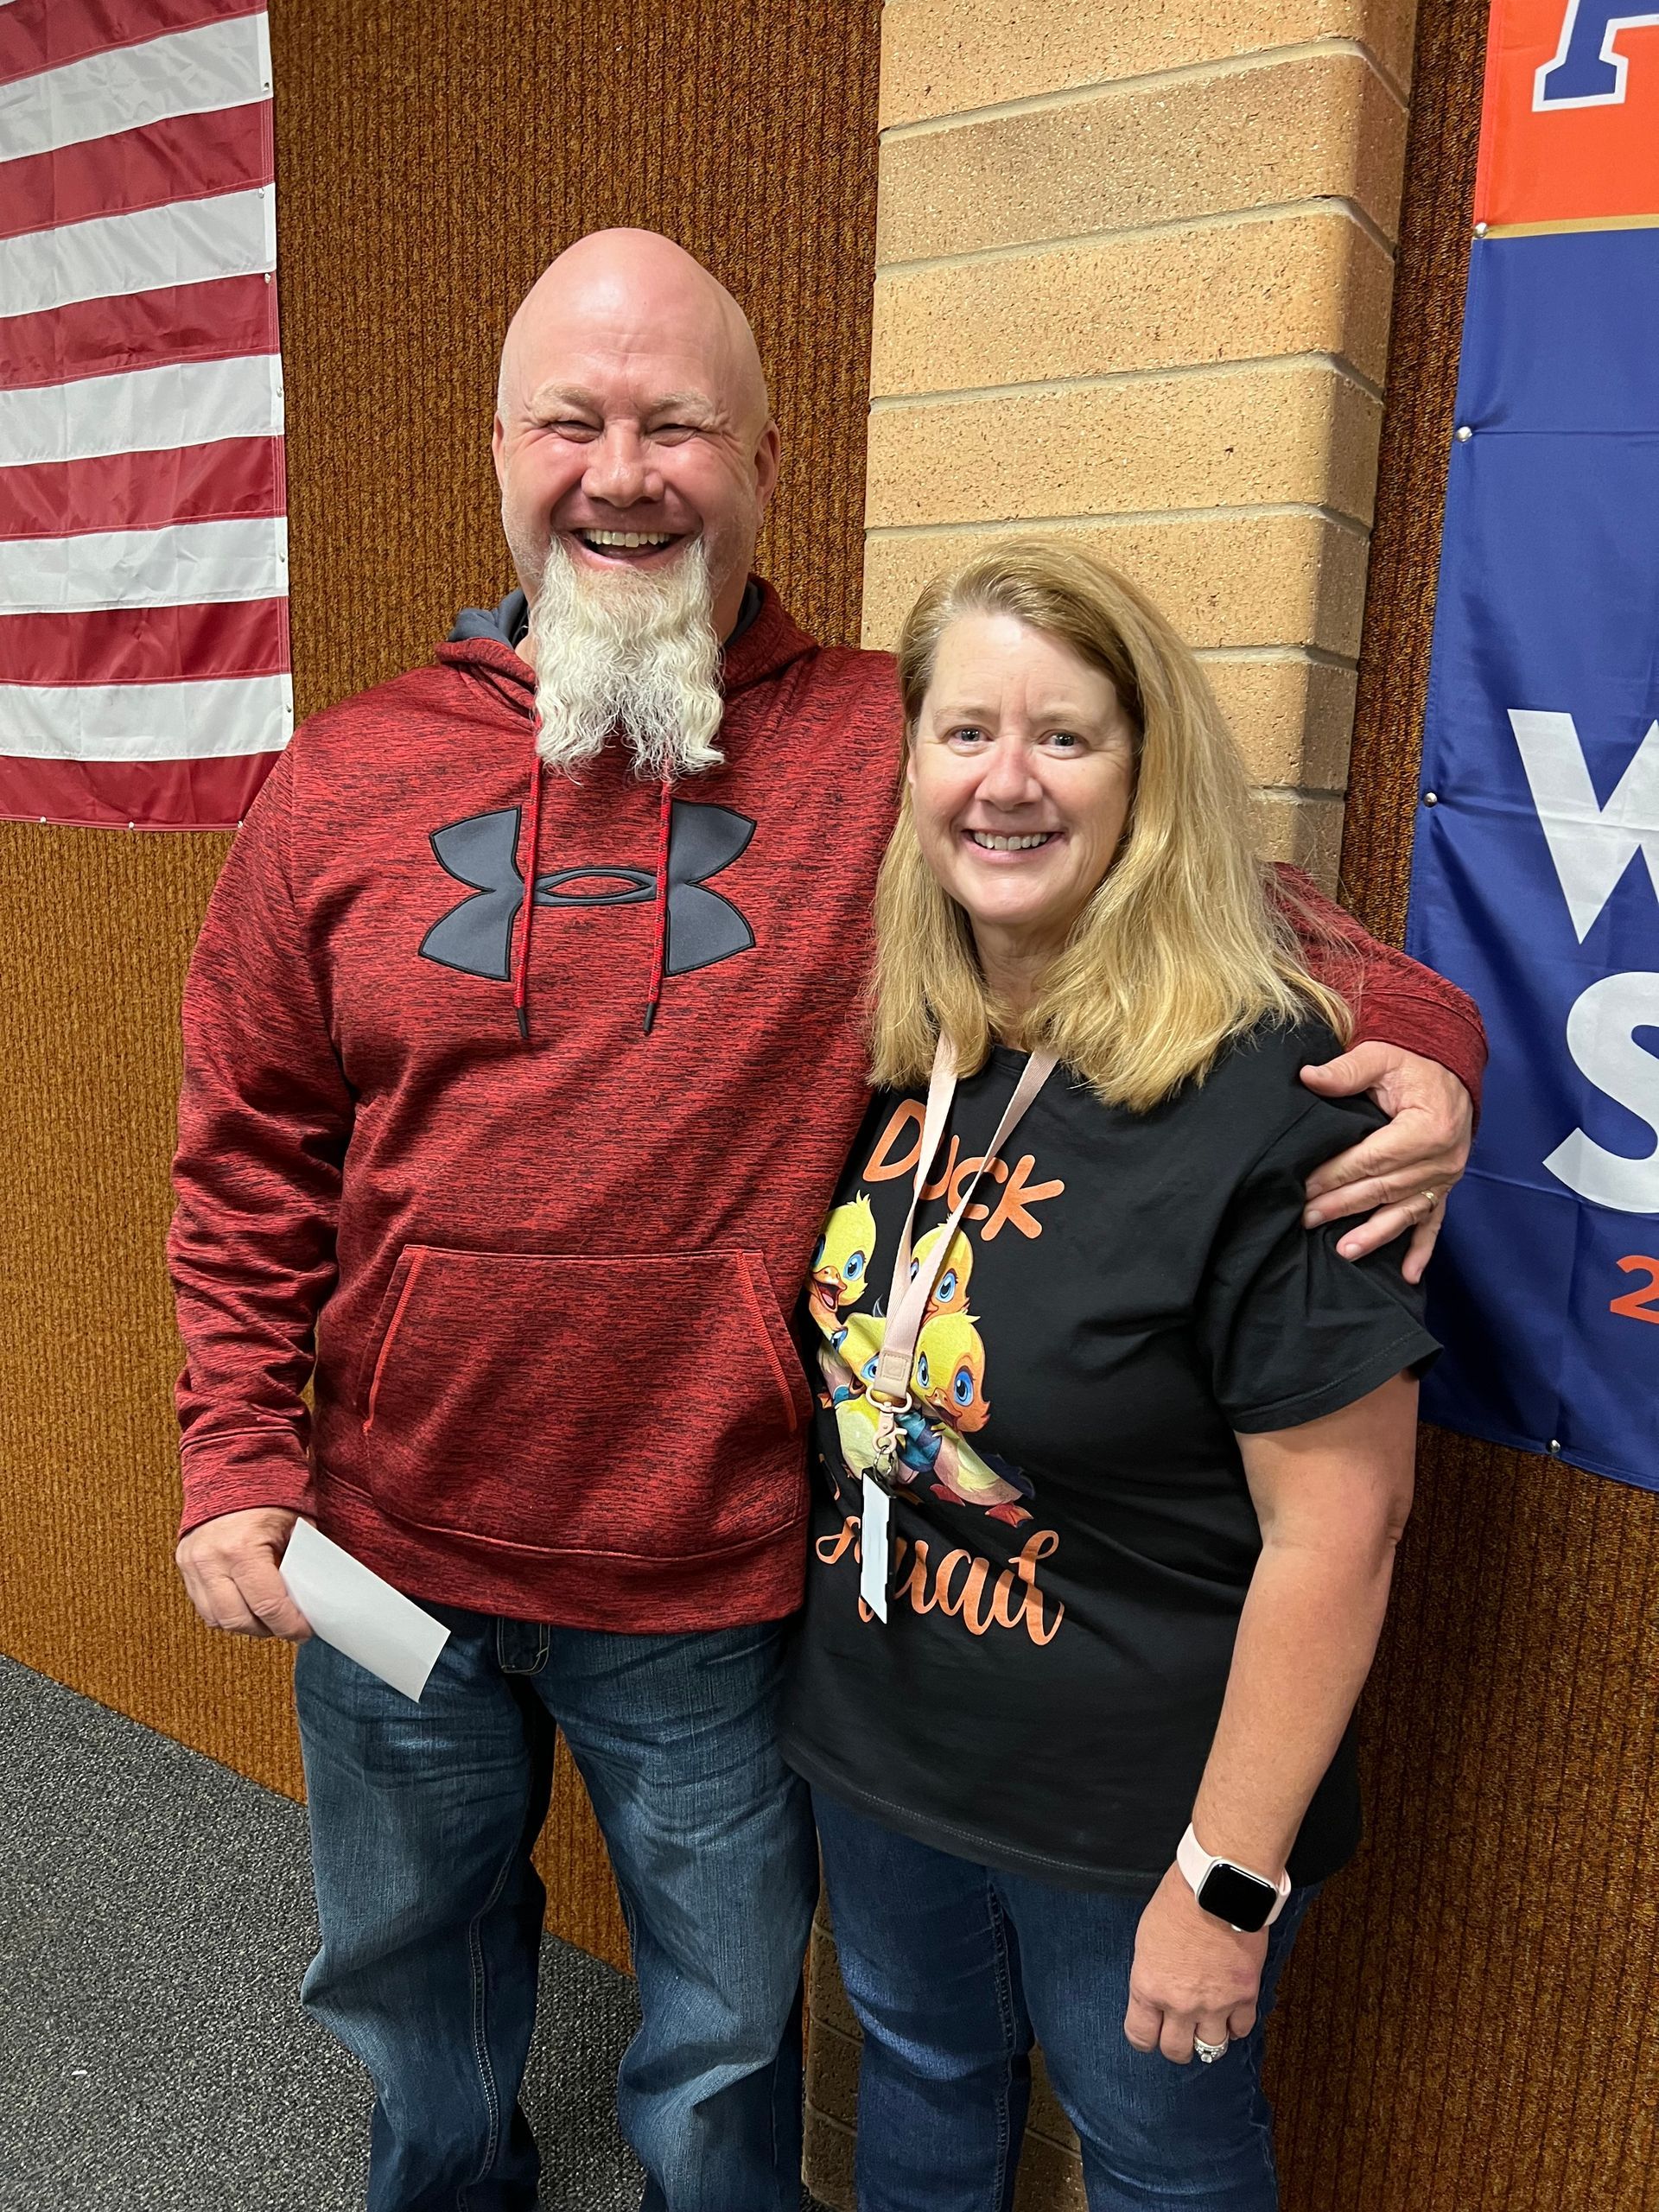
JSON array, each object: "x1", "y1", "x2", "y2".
[{"x1": 860, "y1": 1034, "x2": 1058, "y2": 1620}]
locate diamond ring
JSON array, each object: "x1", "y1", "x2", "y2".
[{"x1": 1193, "y1": 2034, "x2": 1228, "y2": 2065}]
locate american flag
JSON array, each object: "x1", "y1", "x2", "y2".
[{"x1": 0, "y1": 0, "x2": 289, "y2": 831}]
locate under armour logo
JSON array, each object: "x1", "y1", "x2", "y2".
[{"x1": 420, "y1": 800, "x2": 757, "y2": 988}]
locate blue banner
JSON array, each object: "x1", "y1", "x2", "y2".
[{"x1": 1408, "y1": 220, "x2": 1659, "y2": 1487}]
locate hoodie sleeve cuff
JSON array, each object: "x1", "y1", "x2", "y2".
[
  {"x1": 178, "y1": 1427, "x2": 317, "y2": 1539},
  {"x1": 1350, "y1": 985, "x2": 1488, "y2": 1117}
]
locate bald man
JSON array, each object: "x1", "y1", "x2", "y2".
[{"x1": 168, "y1": 231, "x2": 1485, "y2": 2211}]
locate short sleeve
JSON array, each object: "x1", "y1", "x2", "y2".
[{"x1": 1197, "y1": 1096, "x2": 1441, "y2": 1434}]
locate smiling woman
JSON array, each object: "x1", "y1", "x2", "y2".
[
  {"x1": 872, "y1": 540, "x2": 1351, "y2": 1113},
  {"x1": 779, "y1": 538, "x2": 1440, "y2": 2210},
  {"x1": 906, "y1": 610, "x2": 1139, "y2": 999}
]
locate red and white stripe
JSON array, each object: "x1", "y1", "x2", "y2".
[{"x1": 0, "y1": 0, "x2": 289, "y2": 830}]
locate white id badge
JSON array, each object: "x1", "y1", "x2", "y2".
[{"x1": 860, "y1": 1478, "x2": 891, "y2": 1621}]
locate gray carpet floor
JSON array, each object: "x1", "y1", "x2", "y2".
[{"x1": 0, "y1": 1655, "x2": 826, "y2": 2212}]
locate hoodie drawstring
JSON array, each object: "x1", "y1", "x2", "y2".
[
  {"x1": 643, "y1": 771, "x2": 674, "y2": 1035},
  {"x1": 512, "y1": 716, "x2": 544, "y2": 1045},
  {"x1": 511, "y1": 715, "x2": 675, "y2": 1045}
]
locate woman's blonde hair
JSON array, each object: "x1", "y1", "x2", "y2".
[{"x1": 870, "y1": 539, "x2": 1352, "y2": 1112}]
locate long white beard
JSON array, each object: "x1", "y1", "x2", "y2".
[{"x1": 528, "y1": 537, "x2": 724, "y2": 780}]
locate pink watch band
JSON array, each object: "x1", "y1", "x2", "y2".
[{"x1": 1177, "y1": 1822, "x2": 1293, "y2": 1928}]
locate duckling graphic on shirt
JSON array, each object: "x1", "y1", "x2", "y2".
[
  {"x1": 821, "y1": 1311, "x2": 930, "y2": 1494},
  {"x1": 808, "y1": 1194, "x2": 878, "y2": 1338},
  {"x1": 818, "y1": 1313, "x2": 893, "y2": 1496},
  {"x1": 806, "y1": 1195, "x2": 1034, "y2": 1524},
  {"x1": 907, "y1": 1223, "x2": 973, "y2": 1320},
  {"x1": 914, "y1": 1310, "x2": 1033, "y2": 1527},
  {"x1": 913, "y1": 1308, "x2": 988, "y2": 1434}
]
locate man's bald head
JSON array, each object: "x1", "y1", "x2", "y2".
[
  {"x1": 499, "y1": 230, "x2": 770, "y2": 433},
  {"x1": 492, "y1": 228, "x2": 780, "y2": 641}
]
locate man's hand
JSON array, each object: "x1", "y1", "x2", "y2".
[
  {"x1": 176, "y1": 1507, "x2": 311, "y2": 1641},
  {"x1": 1124, "y1": 1864, "x2": 1268, "y2": 2063},
  {"x1": 1300, "y1": 1043, "x2": 1474, "y2": 1281}
]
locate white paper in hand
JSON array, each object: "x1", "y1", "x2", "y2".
[{"x1": 280, "y1": 1520, "x2": 449, "y2": 1703}]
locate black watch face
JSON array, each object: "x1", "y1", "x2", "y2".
[{"x1": 1198, "y1": 1861, "x2": 1275, "y2": 1932}]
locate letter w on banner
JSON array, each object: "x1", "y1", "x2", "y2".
[
  {"x1": 0, "y1": 0, "x2": 290, "y2": 830},
  {"x1": 1408, "y1": 0, "x2": 1659, "y2": 1484}
]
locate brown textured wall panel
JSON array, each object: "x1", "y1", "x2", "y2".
[
  {"x1": 0, "y1": 827, "x2": 305, "y2": 1788},
  {"x1": 1264, "y1": 2, "x2": 1659, "y2": 2204},
  {"x1": 1, "y1": 2, "x2": 880, "y2": 1980}
]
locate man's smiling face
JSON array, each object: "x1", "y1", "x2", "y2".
[{"x1": 492, "y1": 233, "x2": 779, "y2": 643}]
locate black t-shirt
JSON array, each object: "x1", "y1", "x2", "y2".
[{"x1": 779, "y1": 1016, "x2": 1440, "y2": 1895}]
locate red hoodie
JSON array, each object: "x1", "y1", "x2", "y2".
[{"x1": 169, "y1": 580, "x2": 1486, "y2": 1630}]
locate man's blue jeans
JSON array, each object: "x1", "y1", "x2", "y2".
[
  {"x1": 812, "y1": 1789, "x2": 1314, "y2": 2212},
  {"x1": 293, "y1": 1609, "x2": 817, "y2": 2212}
]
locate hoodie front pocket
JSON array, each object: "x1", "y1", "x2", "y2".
[{"x1": 358, "y1": 1245, "x2": 812, "y2": 1557}]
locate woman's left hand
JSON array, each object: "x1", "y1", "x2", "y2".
[{"x1": 1123, "y1": 1865, "x2": 1268, "y2": 2063}]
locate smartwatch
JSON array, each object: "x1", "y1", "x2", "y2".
[{"x1": 1176, "y1": 1823, "x2": 1292, "y2": 1934}]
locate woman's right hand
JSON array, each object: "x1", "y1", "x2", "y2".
[{"x1": 1123, "y1": 1865, "x2": 1268, "y2": 2064}]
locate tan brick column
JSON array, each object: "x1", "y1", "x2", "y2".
[
  {"x1": 805, "y1": 4, "x2": 1417, "y2": 2203},
  {"x1": 856, "y1": 0, "x2": 1416, "y2": 890}
]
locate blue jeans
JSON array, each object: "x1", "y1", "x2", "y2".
[
  {"x1": 294, "y1": 1610, "x2": 817, "y2": 2212},
  {"x1": 812, "y1": 1789, "x2": 1313, "y2": 2212}
]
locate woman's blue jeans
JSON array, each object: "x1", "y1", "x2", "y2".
[
  {"x1": 812, "y1": 1788, "x2": 1314, "y2": 2212},
  {"x1": 293, "y1": 1608, "x2": 817, "y2": 2212}
]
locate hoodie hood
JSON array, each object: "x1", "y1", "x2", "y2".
[{"x1": 448, "y1": 587, "x2": 530, "y2": 649}]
